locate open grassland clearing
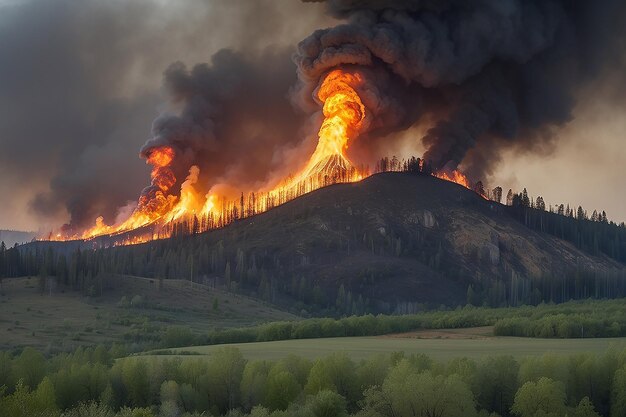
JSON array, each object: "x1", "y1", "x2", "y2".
[
  {"x1": 145, "y1": 331, "x2": 626, "y2": 361},
  {"x1": 0, "y1": 276, "x2": 296, "y2": 351}
]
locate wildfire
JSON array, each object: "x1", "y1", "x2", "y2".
[
  {"x1": 146, "y1": 146, "x2": 174, "y2": 167},
  {"x1": 111, "y1": 234, "x2": 157, "y2": 247},
  {"x1": 169, "y1": 165, "x2": 203, "y2": 221},
  {"x1": 435, "y1": 170, "x2": 472, "y2": 189},
  {"x1": 435, "y1": 169, "x2": 490, "y2": 199},
  {"x1": 81, "y1": 216, "x2": 112, "y2": 239},
  {"x1": 270, "y1": 69, "x2": 366, "y2": 195},
  {"x1": 79, "y1": 145, "x2": 179, "y2": 239},
  {"x1": 46, "y1": 69, "x2": 489, "y2": 246}
]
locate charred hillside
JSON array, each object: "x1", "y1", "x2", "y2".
[{"x1": 13, "y1": 173, "x2": 626, "y2": 314}]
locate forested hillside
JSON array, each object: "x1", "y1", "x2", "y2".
[
  {"x1": 506, "y1": 203, "x2": 626, "y2": 263},
  {"x1": 3, "y1": 173, "x2": 626, "y2": 315}
]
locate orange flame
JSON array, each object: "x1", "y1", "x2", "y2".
[
  {"x1": 434, "y1": 170, "x2": 489, "y2": 199},
  {"x1": 78, "y1": 146, "x2": 178, "y2": 239},
  {"x1": 147, "y1": 146, "x2": 174, "y2": 167},
  {"x1": 47, "y1": 70, "x2": 485, "y2": 245},
  {"x1": 59, "y1": 70, "x2": 370, "y2": 243},
  {"x1": 270, "y1": 69, "x2": 366, "y2": 195},
  {"x1": 435, "y1": 170, "x2": 472, "y2": 189}
]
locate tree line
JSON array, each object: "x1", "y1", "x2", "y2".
[
  {"x1": 162, "y1": 298, "x2": 626, "y2": 349},
  {"x1": 84, "y1": 299, "x2": 626, "y2": 352},
  {"x1": 1, "y1": 344, "x2": 626, "y2": 417},
  {"x1": 506, "y1": 198, "x2": 626, "y2": 264},
  {"x1": 2, "y1": 159, "x2": 625, "y2": 316},
  {"x1": 374, "y1": 155, "x2": 626, "y2": 265},
  {"x1": 2, "y1": 224, "x2": 625, "y2": 318}
]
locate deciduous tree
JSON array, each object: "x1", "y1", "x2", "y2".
[{"x1": 511, "y1": 377, "x2": 566, "y2": 417}]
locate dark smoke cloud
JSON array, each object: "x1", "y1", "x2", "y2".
[
  {"x1": 295, "y1": 0, "x2": 626, "y2": 178},
  {"x1": 138, "y1": 48, "x2": 310, "y2": 205},
  {"x1": 3, "y1": 0, "x2": 625, "y2": 231},
  {"x1": 0, "y1": 0, "x2": 330, "y2": 231}
]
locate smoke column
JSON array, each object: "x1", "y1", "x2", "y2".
[
  {"x1": 295, "y1": 0, "x2": 626, "y2": 179},
  {"x1": 29, "y1": 0, "x2": 626, "y2": 233}
]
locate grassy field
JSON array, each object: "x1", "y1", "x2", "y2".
[
  {"x1": 0, "y1": 276, "x2": 297, "y2": 351},
  {"x1": 145, "y1": 327, "x2": 626, "y2": 361}
]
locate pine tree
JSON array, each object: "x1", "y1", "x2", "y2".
[
  {"x1": 336, "y1": 284, "x2": 346, "y2": 311},
  {"x1": 466, "y1": 285, "x2": 477, "y2": 306},
  {"x1": 474, "y1": 181, "x2": 485, "y2": 196},
  {"x1": 224, "y1": 261, "x2": 231, "y2": 290},
  {"x1": 506, "y1": 189, "x2": 514, "y2": 206},
  {"x1": 522, "y1": 188, "x2": 530, "y2": 207},
  {"x1": 536, "y1": 196, "x2": 546, "y2": 211},
  {"x1": 492, "y1": 187, "x2": 503, "y2": 203}
]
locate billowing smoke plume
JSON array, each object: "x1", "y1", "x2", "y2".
[
  {"x1": 295, "y1": 0, "x2": 626, "y2": 179},
  {"x1": 135, "y1": 49, "x2": 312, "y2": 214},
  {"x1": 5, "y1": 0, "x2": 625, "y2": 232},
  {"x1": 0, "y1": 0, "x2": 329, "y2": 232},
  {"x1": 112, "y1": 0, "x2": 626, "y2": 223}
]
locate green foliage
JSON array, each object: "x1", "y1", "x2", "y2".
[
  {"x1": 574, "y1": 397, "x2": 601, "y2": 417},
  {"x1": 0, "y1": 377, "x2": 59, "y2": 417},
  {"x1": 13, "y1": 346, "x2": 46, "y2": 388},
  {"x1": 240, "y1": 361, "x2": 270, "y2": 411},
  {"x1": 305, "y1": 353, "x2": 359, "y2": 406},
  {"x1": 204, "y1": 347, "x2": 246, "y2": 413},
  {"x1": 494, "y1": 309, "x2": 626, "y2": 338},
  {"x1": 264, "y1": 369, "x2": 300, "y2": 411},
  {"x1": 511, "y1": 377, "x2": 566, "y2": 417},
  {"x1": 198, "y1": 299, "x2": 626, "y2": 348},
  {"x1": 611, "y1": 366, "x2": 626, "y2": 417},
  {"x1": 162, "y1": 326, "x2": 195, "y2": 348},
  {"x1": 303, "y1": 390, "x2": 348, "y2": 417},
  {"x1": 60, "y1": 401, "x2": 114, "y2": 417},
  {"x1": 52, "y1": 362, "x2": 109, "y2": 409},
  {"x1": 116, "y1": 407, "x2": 155, "y2": 417},
  {"x1": 121, "y1": 360, "x2": 150, "y2": 407},
  {"x1": 0, "y1": 351, "x2": 13, "y2": 388},
  {"x1": 472, "y1": 356, "x2": 519, "y2": 416},
  {"x1": 359, "y1": 360, "x2": 476, "y2": 417},
  {"x1": 248, "y1": 406, "x2": 271, "y2": 417},
  {"x1": 1, "y1": 345, "x2": 626, "y2": 417},
  {"x1": 159, "y1": 380, "x2": 179, "y2": 406},
  {"x1": 159, "y1": 400, "x2": 179, "y2": 417}
]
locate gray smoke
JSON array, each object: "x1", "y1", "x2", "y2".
[
  {"x1": 0, "y1": 0, "x2": 329, "y2": 231},
  {"x1": 137, "y1": 48, "x2": 310, "y2": 210},
  {"x1": 3, "y1": 0, "x2": 625, "y2": 231},
  {"x1": 295, "y1": 0, "x2": 626, "y2": 178}
]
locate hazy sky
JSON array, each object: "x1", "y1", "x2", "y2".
[
  {"x1": 0, "y1": 0, "x2": 624, "y2": 232},
  {"x1": 0, "y1": 0, "x2": 331, "y2": 231}
]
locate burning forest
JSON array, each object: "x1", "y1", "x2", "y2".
[
  {"x1": 40, "y1": 0, "x2": 626, "y2": 246},
  {"x1": 45, "y1": 67, "x2": 474, "y2": 246}
]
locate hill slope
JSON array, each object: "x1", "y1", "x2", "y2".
[
  {"x1": 0, "y1": 275, "x2": 296, "y2": 351},
  {"x1": 19, "y1": 173, "x2": 626, "y2": 313}
]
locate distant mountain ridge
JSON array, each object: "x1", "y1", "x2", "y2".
[{"x1": 0, "y1": 229, "x2": 36, "y2": 247}]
